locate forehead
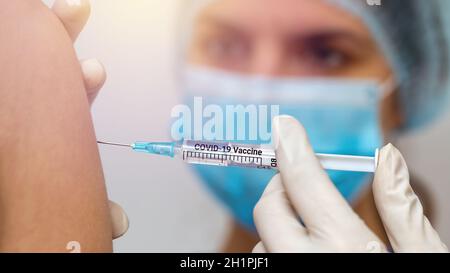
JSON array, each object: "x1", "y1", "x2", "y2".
[{"x1": 195, "y1": 0, "x2": 371, "y2": 38}]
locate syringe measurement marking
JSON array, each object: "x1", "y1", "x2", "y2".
[{"x1": 182, "y1": 150, "x2": 271, "y2": 168}]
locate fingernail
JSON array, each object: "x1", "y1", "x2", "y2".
[
  {"x1": 272, "y1": 115, "x2": 293, "y2": 150},
  {"x1": 52, "y1": 0, "x2": 91, "y2": 42},
  {"x1": 272, "y1": 116, "x2": 282, "y2": 150},
  {"x1": 66, "y1": 0, "x2": 82, "y2": 6},
  {"x1": 54, "y1": 0, "x2": 90, "y2": 17},
  {"x1": 378, "y1": 143, "x2": 409, "y2": 189},
  {"x1": 272, "y1": 115, "x2": 308, "y2": 164}
]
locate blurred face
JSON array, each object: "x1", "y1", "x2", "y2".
[{"x1": 187, "y1": 0, "x2": 402, "y2": 131}]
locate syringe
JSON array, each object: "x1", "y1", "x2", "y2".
[{"x1": 98, "y1": 140, "x2": 379, "y2": 172}]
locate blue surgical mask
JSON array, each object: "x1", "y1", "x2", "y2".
[{"x1": 178, "y1": 65, "x2": 388, "y2": 231}]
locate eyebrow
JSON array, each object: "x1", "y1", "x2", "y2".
[
  {"x1": 195, "y1": 16, "x2": 250, "y2": 36},
  {"x1": 196, "y1": 15, "x2": 373, "y2": 49},
  {"x1": 289, "y1": 30, "x2": 373, "y2": 48}
]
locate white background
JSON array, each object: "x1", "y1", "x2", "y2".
[{"x1": 43, "y1": 0, "x2": 450, "y2": 252}]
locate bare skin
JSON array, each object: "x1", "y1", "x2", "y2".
[
  {"x1": 187, "y1": 0, "x2": 407, "y2": 252},
  {"x1": 0, "y1": 0, "x2": 112, "y2": 252}
]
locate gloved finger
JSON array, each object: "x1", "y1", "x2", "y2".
[
  {"x1": 252, "y1": 242, "x2": 267, "y2": 253},
  {"x1": 273, "y1": 115, "x2": 360, "y2": 237},
  {"x1": 80, "y1": 59, "x2": 107, "y2": 105},
  {"x1": 52, "y1": 0, "x2": 91, "y2": 42},
  {"x1": 373, "y1": 144, "x2": 448, "y2": 252},
  {"x1": 253, "y1": 173, "x2": 309, "y2": 251},
  {"x1": 108, "y1": 200, "x2": 129, "y2": 239}
]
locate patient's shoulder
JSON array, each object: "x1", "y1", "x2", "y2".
[
  {"x1": 0, "y1": 0, "x2": 72, "y2": 49},
  {"x1": 0, "y1": 0, "x2": 79, "y2": 74},
  {"x1": 1, "y1": 0, "x2": 58, "y2": 24}
]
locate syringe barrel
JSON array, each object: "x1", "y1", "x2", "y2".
[
  {"x1": 176, "y1": 140, "x2": 376, "y2": 173},
  {"x1": 316, "y1": 153, "x2": 376, "y2": 172},
  {"x1": 178, "y1": 140, "x2": 278, "y2": 170}
]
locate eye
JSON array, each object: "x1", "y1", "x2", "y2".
[
  {"x1": 288, "y1": 41, "x2": 354, "y2": 74},
  {"x1": 306, "y1": 45, "x2": 348, "y2": 68}
]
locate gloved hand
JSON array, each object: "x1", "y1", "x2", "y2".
[
  {"x1": 253, "y1": 115, "x2": 448, "y2": 253},
  {"x1": 51, "y1": 0, "x2": 128, "y2": 239}
]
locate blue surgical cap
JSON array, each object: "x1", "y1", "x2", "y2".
[
  {"x1": 329, "y1": 0, "x2": 450, "y2": 131},
  {"x1": 182, "y1": 0, "x2": 450, "y2": 131}
]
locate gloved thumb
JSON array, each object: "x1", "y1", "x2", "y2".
[{"x1": 373, "y1": 144, "x2": 447, "y2": 252}]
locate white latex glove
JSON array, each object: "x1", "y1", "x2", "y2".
[
  {"x1": 51, "y1": 0, "x2": 128, "y2": 239},
  {"x1": 253, "y1": 115, "x2": 448, "y2": 253}
]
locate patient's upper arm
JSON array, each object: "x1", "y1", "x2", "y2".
[{"x1": 0, "y1": 0, "x2": 113, "y2": 252}]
